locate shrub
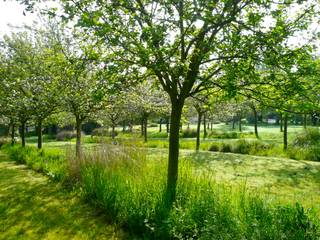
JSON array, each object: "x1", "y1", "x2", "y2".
[
  {"x1": 292, "y1": 128, "x2": 320, "y2": 148},
  {"x1": 209, "y1": 143, "x2": 220, "y2": 152},
  {"x1": 220, "y1": 142, "x2": 232, "y2": 152},
  {"x1": 181, "y1": 129, "x2": 197, "y2": 138},
  {"x1": 232, "y1": 140, "x2": 251, "y2": 154},
  {"x1": 56, "y1": 130, "x2": 77, "y2": 141},
  {"x1": 91, "y1": 128, "x2": 118, "y2": 137},
  {"x1": 149, "y1": 132, "x2": 168, "y2": 138},
  {"x1": 208, "y1": 130, "x2": 238, "y2": 139}
]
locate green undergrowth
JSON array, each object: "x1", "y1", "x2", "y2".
[
  {"x1": 2, "y1": 144, "x2": 320, "y2": 239},
  {"x1": 2, "y1": 144, "x2": 67, "y2": 182}
]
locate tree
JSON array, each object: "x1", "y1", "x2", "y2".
[
  {"x1": 127, "y1": 81, "x2": 170, "y2": 142},
  {"x1": 51, "y1": 29, "x2": 108, "y2": 157},
  {"x1": 21, "y1": 0, "x2": 317, "y2": 203}
]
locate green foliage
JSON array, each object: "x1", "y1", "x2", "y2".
[
  {"x1": 56, "y1": 130, "x2": 77, "y2": 141},
  {"x1": 208, "y1": 130, "x2": 238, "y2": 139},
  {"x1": 292, "y1": 128, "x2": 320, "y2": 148},
  {"x1": 91, "y1": 128, "x2": 118, "y2": 138},
  {"x1": 209, "y1": 140, "x2": 273, "y2": 155},
  {"x1": 2, "y1": 145, "x2": 66, "y2": 181},
  {"x1": 181, "y1": 129, "x2": 198, "y2": 138}
]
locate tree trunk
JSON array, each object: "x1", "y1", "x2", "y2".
[
  {"x1": 21, "y1": 121, "x2": 26, "y2": 147},
  {"x1": 159, "y1": 119, "x2": 162, "y2": 132},
  {"x1": 187, "y1": 123, "x2": 190, "y2": 129},
  {"x1": 166, "y1": 101, "x2": 183, "y2": 205},
  {"x1": 210, "y1": 122, "x2": 213, "y2": 131},
  {"x1": 280, "y1": 114, "x2": 283, "y2": 132},
  {"x1": 232, "y1": 117, "x2": 235, "y2": 129},
  {"x1": 166, "y1": 117, "x2": 170, "y2": 134},
  {"x1": 203, "y1": 113, "x2": 207, "y2": 139},
  {"x1": 122, "y1": 120, "x2": 125, "y2": 132},
  {"x1": 11, "y1": 123, "x2": 15, "y2": 146},
  {"x1": 141, "y1": 117, "x2": 144, "y2": 136},
  {"x1": 76, "y1": 117, "x2": 82, "y2": 158},
  {"x1": 283, "y1": 114, "x2": 288, "y2": 150},
  {"x1": 112, "y1": 124, "x2": 116, "y2": 140},
  {"x1": 37, "y1": 120, "x2": 43, "y2": 149},
  {"x1": 303, "y1": 114, "x2": 307, "y2": 129},
  {"x1": 253, "y1": 108, "x2": 259, "y2": 138},
  {"x1": 144, "y1": 116, "x2": 148, "y2": 142},
  {"x1": 238, "y1": 115, "x2": 242, "y2": 132},
  {"x1": 196, "y1": 111, "x2": 202, "y2": 151}
]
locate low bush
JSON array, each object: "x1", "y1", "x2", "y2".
[
  {"x1": 56, "y1": 130, "x2": 77, "y2": 141},
  {"x1": 220, "y1": 142, "x2": 232, "y2": 152},
  {"x1": 91, "y1": 128, "x2": 118, "y2": 137},
  {"x1": 208, "y1": 130, "x2": 238, "y2": 139},
  {"x1": 208, "y1": 142, "x2": 220, "y2": 151},
  {"x1": 148, "y1": 132, "x2": 168, "y2": 138},
  {"x1": 209, "y1": 140, "x2": 274, "y2": 156},
  {"x1": 292, "y1": 128, "x2": 320, "y2": 148},
  {"x1": 181, "y1": 129, "x2": 198, "y2": 138}
]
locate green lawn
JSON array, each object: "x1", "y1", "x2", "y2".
[
  {"x1": 181, "y1": 150, "x2": 320, "y2": 209},
  {"x1": 0, "y1": 152, "x2": 126, "y2": 240}
]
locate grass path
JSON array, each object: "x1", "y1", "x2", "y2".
[{"x1": 0, "y1": 152, "x2": 126, "y2": 240}]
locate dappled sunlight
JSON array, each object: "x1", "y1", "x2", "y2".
[{"x1": 0, "y1": 155, "x2": 125, "y2": 240}]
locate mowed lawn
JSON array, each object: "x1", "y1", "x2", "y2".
[
  {"x1": 183, "y1": 150, "x2": 320, "y2": 209},
  {"x1": 0, "y1": 152, "x2": 126, "y2": 240}
]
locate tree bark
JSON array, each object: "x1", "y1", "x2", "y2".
[
  {"x1": 141, "y1": 117, "x2": 144, "y2": 136},
  {"x1": 144, "y1": 116, "x2": 148, "y2": 142},
  {"x1": 280, "y1": 114, "x2": 283, "y2": 132},
  {"x1": 11, "y1": 123, "x2": 15, "y2": 146},
  {"x1": 159, "y1": 119, "x2": 162, "y2": 132},
  {"x1": 203, "y1": 113, "x2": 207, "y2": 139},
  {"x1": 21, "y1": 121, "x2": 26, "y2": 147},
  {"x1": 166, "y1": 100, "x2": 183, "y2": 205},
  {"x1": 122, "y1": 120, "x2": 126, "y2": 132},
  {"x1": 303, "y1": 114, "x2": 307, "y2": 129},
  {"x1": 166, "y1": 117, "x2": 170, "y2": 134},
  {"x1": 283, "y1": 114, "x2": 288, "y2": 150},
  {"x1": 37, "y1": 120, "x2": 43, "y2": 149},
  {"x1": 112, "y1": 124, "x2": 116, "y2": 140},
  {"x1": 76, "y1": 117, "x2": 82, "y2": 158},
  {"x1": 253, "y1": 108, "x2": 259, "y2": 138},
  {"x1": 238, "y1": 114, "x2": 242, "y2": 132},
  {"x1": 232, "y1": 116, "x2": 235, "y2": 129},
  {"x1": 211, "y1": 122, "x2": 213, "y2": 131},
  {"x1": 196, "y1": 111, "x2": 202, "y2": 151}
]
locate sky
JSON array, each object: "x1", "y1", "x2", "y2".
[
  {"x1": 0, "y1": 1, "x2": 37, "y2": 36},
  {"x1": 0, "y1": 0, "x2": 318, "y2": 50}
]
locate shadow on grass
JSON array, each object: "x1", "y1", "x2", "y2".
[{"x1": 0, "y1": 153, "x2": 125, "y2": 240}]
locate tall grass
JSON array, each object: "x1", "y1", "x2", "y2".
[
  {"x1": 2, "y1": 144, "x2": 66, "y2": 181},
  {"x1": 70, "y1": 144, "x2": 319, "y2": 239},
  {"x1": 3, "y1": 143, "x2": 319, "y2": 238}
]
